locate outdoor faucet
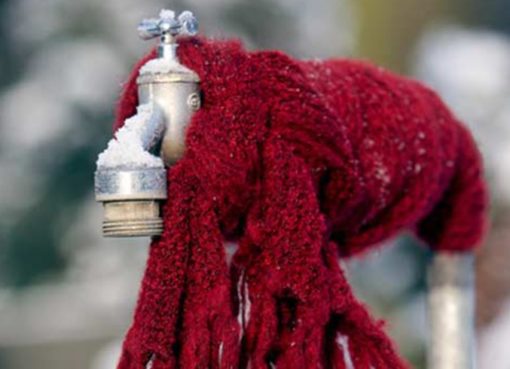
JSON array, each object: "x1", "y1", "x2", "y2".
[{"x1": 94, "y1": 9, "x2": 201, "y2": 237}]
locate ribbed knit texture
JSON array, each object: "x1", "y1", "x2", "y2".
[{"x1": 114, "y1": 37, "x2": 487, "y2": 369}]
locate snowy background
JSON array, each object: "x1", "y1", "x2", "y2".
[{"x1": 0, "y1": 0, "x2": 509, "y2": 368}]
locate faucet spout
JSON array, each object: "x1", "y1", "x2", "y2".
[
  {"x1": 95, "y1": 103, "x2": 168, "y2": 237},
  {"x1": 97, "y1": 103, "x2": 166, "y2": 170}
]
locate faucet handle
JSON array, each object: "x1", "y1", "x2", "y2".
[{"x1": 138, "y1": 9, "x2": 198, "y2": 41}]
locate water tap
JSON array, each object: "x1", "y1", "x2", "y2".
[{"x1": 94, "y1": 9, "x2": 201, "y2": 237}]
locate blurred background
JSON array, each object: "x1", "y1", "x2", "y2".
[{"x1": 0, "y1": 0, "x2": 509, "y2": 368}]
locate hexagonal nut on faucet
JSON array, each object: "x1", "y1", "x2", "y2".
[{"x1": 95, "y1": 167, "x2": 168, "y2": 237}]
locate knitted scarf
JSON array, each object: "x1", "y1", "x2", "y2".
[{"x1": 114, "y1": 37, "x2": 487, "y2": 369}]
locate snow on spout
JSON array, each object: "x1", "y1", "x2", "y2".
[{"x1": 97, "y1": 103, "x2": 165, "y2": 169}]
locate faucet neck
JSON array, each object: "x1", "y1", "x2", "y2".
[{"x1": 158, "y1": 33, "x2": 179, "y2": 61}]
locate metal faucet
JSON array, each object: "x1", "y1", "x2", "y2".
[{"x1": 94, "y1": 9, "x2": 200, "y2": 237}]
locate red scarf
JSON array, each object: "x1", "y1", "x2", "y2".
[{"x1": 114, "y1": 37, "x2": 487, "y2": 369}]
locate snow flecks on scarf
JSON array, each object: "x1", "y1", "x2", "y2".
[{"x1": 114, "y1": 37, "x2": 487, "y2": 369}]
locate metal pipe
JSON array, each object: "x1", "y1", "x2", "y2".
[{"x1": 427, "y1": 252, "x2": 476, "y2": 369}]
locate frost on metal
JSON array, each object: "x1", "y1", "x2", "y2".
[
  {"x1": 139, "y1": 58, "x2": 192, "y2": 75},
  {"x1": 97, "y1": 103, "x2": 165, "y2": 169},
  {"x1": 159, "y1": 9, "x2": 175, "y2": 20}
]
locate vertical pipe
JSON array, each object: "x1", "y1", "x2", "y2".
[{"x1": 427, "y1": 252, "x2": 476, "y2": 369}]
